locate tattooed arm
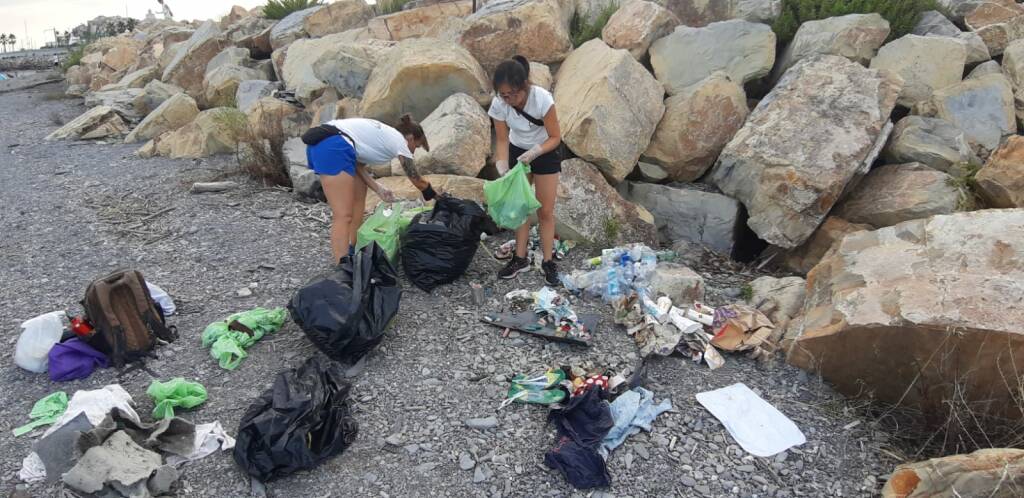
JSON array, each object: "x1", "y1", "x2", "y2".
[{"x1": 399, "y1": 155, "x2": 442, "y2": 200}]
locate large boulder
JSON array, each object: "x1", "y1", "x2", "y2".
[
  {"x1": 236, "y1": 80, "x2": 282, "y2": 114},
  {"x1": 99, "y1": 66, "x2": 158, "y2": 91},
  {"x1": 601, "y1": 0, "x2": 679, "y2": 60},
  {"x1": 833, "y1": 163, "x2": 960, "y2": 227},
  {"x1": 746, "y1": 275, "x2": 806, "y2": 340},
  {"x1": 881, "y1": 449, "x2": 1024, "y2": 498},
  {"x1": 782, "y1": 216, "x2": 872, "y2": 275},
  {"x1": 913, "y1": 10, "x2": 991, "y2": 65},
  {"x1": 232, "y1": 21, "x2": 275, "y2": 59},
  {"x1": 303, "y1": 0, "x2": 374, "y2": 37},
  {"x1": 650, "y1": 263, "x2": 706, "y2": 307},
  {"x1": 623, "y1": 182, "x2": 744, "y2": 256},
  {"x1": 870, "y1": 35, "x2": 966, "y2": 108},
  {"x1": 204, "y1": 65, "x2": 271, "y2": 108},
  {"x1": 270, "y1": 6, "x2": 324, "y2": 50},
  {"x1": 161, "y1": 21, "x2": 230, "y2": 104},
  {"x1": 709, "y1": 55, "x2": 901, "y2": 248},
  {"x1": 458, "y1": 0, "x2": 573, "y2": 72},
  {"x1": 915, "y1": 73, "x2": 1016, "y2": 156},
  {"x1": 529, "y1": 62, "x2": 553, "y2": 91},
  {"x1": 361, "y1": 38, "x2": 490, "y2": 124},
  {"x1": 46, "y1": 106, "x2": 129, "y2": 141},
  {"x1": 883, "y1": 116, "x2": 980, "y2": 175},
  {"x1": 368, "y1": 1, "x2": 473, "y2": 41},
  {"x1": 221, "y1": 5, "x2": 250, "y2": 28},
  {"x1": 132, "y1": 80, "x2": 184, "y2": 116},
  {"x1": 998, "y1": 39, "x2": 1024, "y2": 123},
  {"x1": 279, "y1": 34, "x2": 393, "y2": 104},
  {"x1": 412, "y1": 93, "x2": 490, "y2": 177},
  {"x1": 773, "y1": 14, "x2": 890, "y2": 82},
  {"x1": 555, "y1": 159, "x2": 658, "y2": 246},
  {"x1": 125, "y1": 93, "x2": 200, "y2": 144},
  {"x1": 786, "y1": 209, "x2": 1024, "y2": 418},
  {"x1": 964, "y1": 0, "x2": 1024, "y2": 56},
  {"x1": 969, "y1": 59, "x2": 1003, "y2": 79},
  {"x1": 642, "y1": 73, "x2": 749, "y2": 182},
  {"x1": 555, "y1": 39, "x2": 665, "y2": 184},
  {"x1": 141, "y1": 107, "x2": 248, "y2": 159},
  {"x1": 84, "y1": 88, "x2": 145, "y2": 117},
  {"x1": 975, "y1": 135, "x2": 1024, "y2": 207},
  {"x1": 365, "y1": 176, "x2": 486, "y2": 211},
  {"x1": 650, "y1": 20, "x2": 776, "y2": 96},
  {"x1": 246, "y1": 97, "x2": 310, "y2": 138}
]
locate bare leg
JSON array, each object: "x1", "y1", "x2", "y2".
[
  {"x1": 320, "y1": 172, "x2": 356, "y2": 263},
  {"x1": 514, "y1": 174, "x2": 534, "y2": 258},
  {"x1": 534, "y1": 173, "x2": 559, "y2": 261},
  {"x1": 349, "y1": 169, "x2": 368, "y2": 248}
]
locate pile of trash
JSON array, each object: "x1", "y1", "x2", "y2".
[
  {"x1": 562, "y1": 244, "x2": 777, "y2": 369},
  {"x1": 16, "y1": 384, "x2": 232, "y2": 497},
  {"x1": 494, "y1": 226, "x2": 576, "y2": 265}
]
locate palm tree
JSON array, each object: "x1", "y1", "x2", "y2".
[
  {"x1": 0, "y1": 34, "x2": 8, "y2": 53},
  {"x1": 8, "y1": 34, "x2": 16, "y2": 52}
]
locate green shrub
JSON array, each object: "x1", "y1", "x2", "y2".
[
  {"x1": 263, "y1": 0, "x2": 324, "y2": 20},
  {"x1": 377, "y1": 0, "x2": 413, "y2": 15},
  {"x1": 62, "y1": 45, "x2": 86, "y2": 71},
  {"x1": 772, "y1": 0, "x2": 938, "y2": 46},
  {"x1": 945, "y1": 162, "x2": 983, "y2": 211},
  {"x1": 570, "y1": 2, "x2": 619, "y2": 48}
]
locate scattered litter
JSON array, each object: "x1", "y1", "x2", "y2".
[
  {"x1": 711, "y1": 304, "x2": 776, "y2": 359},
  {"x1": 482, "y1": 311, "x2": 598, "y2": 347},
  {"x1": 13, "y1": 391, "x2": 68, "y2": 437},
  {"x1": 600, "y1": 387, "x2": 672, "y2": 457},
  {"x1": 45, "y1": 385, "x2": 140, "y2": 437},
  {"x1": 695, "y1": 383, "x2": 806, "y2": 457},
  {"x1": 504, "y1": 289, "x2": 533, "y2": 302},
  {"x1": 190, "y1": 181, "x2": 237, "y2": 193},
  {"x1": 470, "y1": 282, "x2": 485, "y2": 306},
  {"x1": 62, "y1": 430, "x2": 162, "y2": 497},
  {"x1": 290, "y1": 243, "x2": 400, "y2": 364},
  {"x1": 544, "y1": 386, "x2": 613, "y2": 489},
  {"x1": 483, "y1": 161, "x2": 542, "y2": 229},
  {"x1": 165, "y1": 422, "x2": 236, "y2": 466},
  {"x1": 534, "y1": 287, "x2": 591, "y2": 343},
  {"x1": 234, "y1": 357, "x2": 358, "y2": 482},
  {"x1": 201, "y1": 307, "x2": 287, "y2": 370},
  {"x1": 147, "y1": 378, "x2": 208, "y2": 420},
  {"x1": 14, "y1": 310, "x2": 67, "y2": 373},
  {"x1": 145, "y1": 282, "x2": 176, "y2": 316},
  {"x1": 503, "y1": 369, "x2": 567, "y2": 407},
  {"x1": 48, "y1": 338, "x2": 109, "y2": 382}
]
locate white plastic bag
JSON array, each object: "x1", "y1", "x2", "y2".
[
  {"x1": 146, "y1": 282, "x2": 176, "y2": 316},
  {"x1": 14, "y1": 311, "x2": 67, "y2": 373}
]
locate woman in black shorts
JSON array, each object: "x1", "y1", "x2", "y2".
[{"x1": 487, "y1": 55, "x2": 563, "y2": 286}]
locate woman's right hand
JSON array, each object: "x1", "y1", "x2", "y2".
[{"x1": 496, "y1": 159, "x2": 509, "y2": 176}]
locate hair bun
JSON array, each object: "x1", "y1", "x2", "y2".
[
  {"x1": 512, "y1": 55, "x2": 530, "y2": 75},
  {"x1": 400, "y1": 113, "x2": 412, "y2": 124}
]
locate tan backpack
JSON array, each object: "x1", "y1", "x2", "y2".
[{"x1": 81, "y1": 270, "x2": 177, "y2": 367}]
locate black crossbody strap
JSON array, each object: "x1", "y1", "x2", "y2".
[{"x1": 512, "y1": 105, "x2": 545, "y2": 127}]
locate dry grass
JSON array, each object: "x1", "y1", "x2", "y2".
[{"x1": 235, "y1": 118, "x2": 291, "y2": 188}]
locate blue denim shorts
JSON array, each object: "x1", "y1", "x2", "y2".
[{"x1": 306, "y1": 134, "x2": 356, "y2": 176}]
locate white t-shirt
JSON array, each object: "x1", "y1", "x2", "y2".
[
  {"x1": 488, "y1": 86, "x2": 554, "y2": 150},
  {"x1": 324, "y1": 118, "x2": 414, "y2": 165}
]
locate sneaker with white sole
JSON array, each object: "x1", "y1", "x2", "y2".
[{"x1": 498, "y1": 256, "x2": 530, "y2": 279}]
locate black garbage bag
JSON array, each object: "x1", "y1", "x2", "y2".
[
  {"x1": 289, "y1": 242, "x2": 402, "y2": 363},
  {"x1": 401, "y1": 196, "x2": 496, "y2": 292},
  {"x1": 233, "y1": 356, "x2": 358, "y2": 482}
]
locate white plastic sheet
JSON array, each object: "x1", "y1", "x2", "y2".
[{"x1": 695, "y1": 383, "x2": 806, "y2": 457}]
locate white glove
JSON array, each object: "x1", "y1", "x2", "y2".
[
  {"x1": 517, "y1": 145, "x2": 543, "y2": 165},
  {"x1": 378, "y1": 188, "x2": 396, "y2": 203},
  {"x1": 496, "y1": 159, "x2": 509, "y2": 176}
]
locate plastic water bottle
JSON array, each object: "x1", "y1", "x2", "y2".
[{"x1": 605, "y1": 265, "x2": 621, "y2": 301}]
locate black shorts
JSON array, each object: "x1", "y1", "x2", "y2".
[{"x1": 510, "y1": 143, "x2": 561, "y2": 175}]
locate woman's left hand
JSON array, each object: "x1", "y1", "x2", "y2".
[{"x1": 517, "y1": 145, "x2": 543, "y2": 164}]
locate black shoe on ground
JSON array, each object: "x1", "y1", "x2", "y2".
[
  {"x1": 542, "y1": 260, "x2": 560, "y2": 287},
  {"x1": 498, "y1": 256, "x2": 530, "y2": 279}
]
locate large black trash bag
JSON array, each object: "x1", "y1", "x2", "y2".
[
  {"x1": 233, "y1": 356, "x2": 358, "y2": 482},
  {"x1": 401, "y1": 196, "x2": 497, "y2": 292},
  {"x1": 289, "y1": 242, "x2": 402, "y2": 363}
]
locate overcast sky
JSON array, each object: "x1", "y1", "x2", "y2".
[{"x1": 0, "y1": 0, "x2": 267, "y2": 50}]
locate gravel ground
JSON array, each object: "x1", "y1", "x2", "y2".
[{"x1": 1, "y1": 85, "x2": 898, "y2": 497}]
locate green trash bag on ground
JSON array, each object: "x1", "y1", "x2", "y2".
[
  {"x1": 201, "y1": 307, "x2": 287, "y2": 370},
  {"x1": 356, "y1": 203, "x2": 404, "y2": 262},
  {"x1": 147, "y1": 378, "x2": 207, "y2": 419},
  {"x1": 13, "y1": 391, "x2": 67, "y2": 436},
  {"x1": 484, "y1": 162, "x2": 542, "y2": 230}
]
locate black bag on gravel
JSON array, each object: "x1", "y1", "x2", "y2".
[
  {"x1": 288, "y1": 243, "x2": 401, "y2": 363},
  {"x1": 233, "y1": 356, "x2": 358, "y2": 482},
  {"x1": 401, "y1": 196, "x2": 496, "y2": 292}
]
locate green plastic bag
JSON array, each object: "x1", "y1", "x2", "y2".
[
  {"x1": 201, "y1": 307, "x2": 287, "y2": 370},
  {"x1": 13, "y1": 391, "x2": 67, "y2": 437},
  {"x1": 356, "y1": 203, "x2": 404, "y2": 262},
  {"x1": 147, "y1": 378, "x2": 207, "y2": 420},
  {"x1": 484, "y1": 162, "x2": 542, "y2": 229}
]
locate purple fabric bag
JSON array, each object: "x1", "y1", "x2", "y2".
[{"x1": 48, "y1": 339, "x2": 109, "y2": 382}]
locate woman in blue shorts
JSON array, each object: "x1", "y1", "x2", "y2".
[{"x1": 306, "y1": 114, "x2": 438, "y2": 264}]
